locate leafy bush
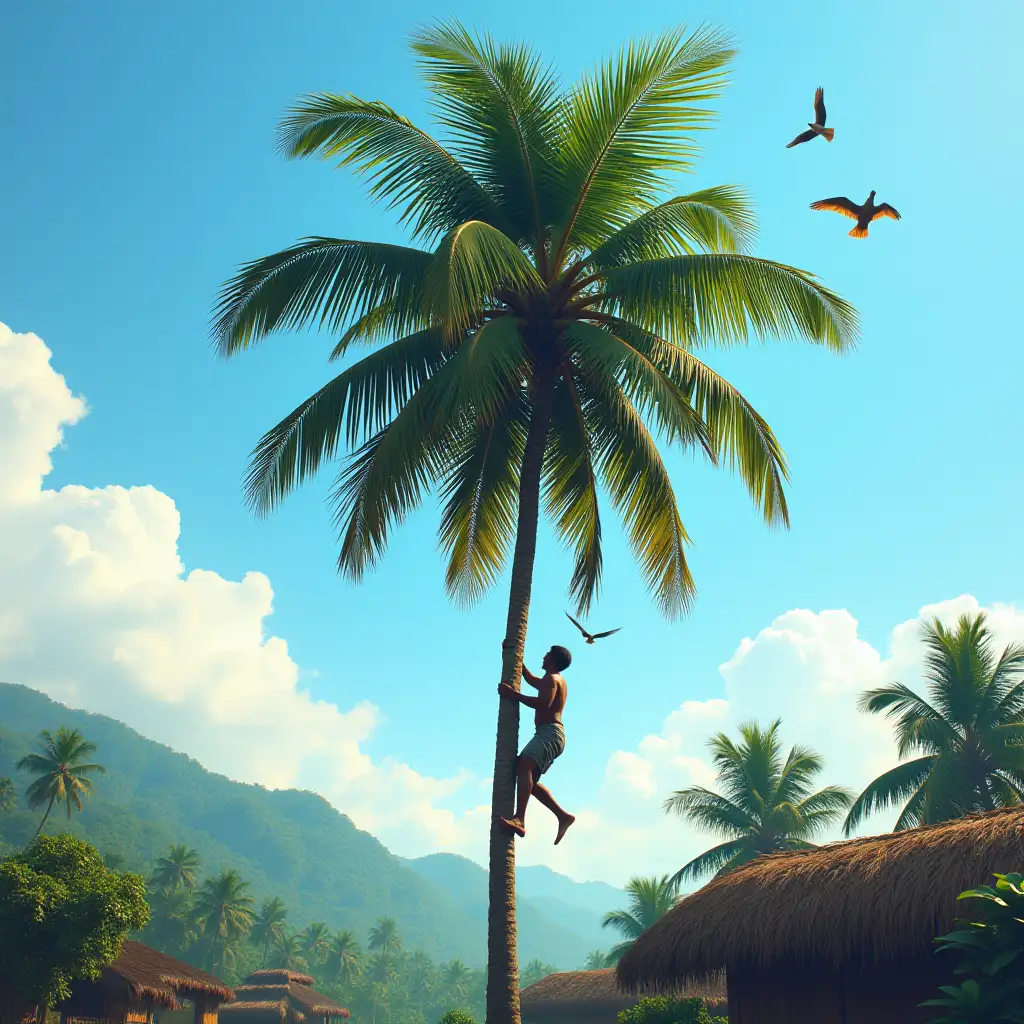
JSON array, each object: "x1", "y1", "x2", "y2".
[
  {"x1": 0, "y1": 834, "x2": 149, "y2": 1020},
  {"x1": 922, "y1": 871, "x2": 1024, "y2": 1022},
  {"x1": 618, "y1": 995, "x2": 716, "y2": 1024},
  {"x1": 438, "y1": 1011, "x2": 477, "y2": 1024}
]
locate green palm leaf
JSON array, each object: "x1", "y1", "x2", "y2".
[
  {"x1": 599, "y1": 253, "x2": 859, "y2": 351},
  {"x1": 843, "y1": 756, "x2": 934, "y2": 835},
  {"x1": 555, "y1": 24, "x2": 734, "y2": 257},
  {"x1": 212, "y1": 238, "x2": 433, "y2": 355},
  {"x1": 277, "y1": 93, "x2": 509, "y2": 241},
  {"x1": 587, "y1": 186, "x2": 757, "y2": 266}
]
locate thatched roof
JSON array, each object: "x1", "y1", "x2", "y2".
[
  {"x1": 91, "y1": 940, "x2": 233, "y2": 1009},
  {"x1": 521, "y1": 969, "x2": 726, "y2": 1019},
  {"x1": 618, "y1": 807, "x2": 1024, "y2": 989},
  {"x1": 220, "y1": 970, "x2": 349, "y2": 1021}
]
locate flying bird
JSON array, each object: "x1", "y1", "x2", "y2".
[
  {"x1": 786, "y1": 87, "x2": 835, "y2": 148},
  {"x1": 810, "y1": 191, "x2": 901, "y2": 238},
  {"x1": 565, "y1": 612, "x2": 621, "y2": 645}
]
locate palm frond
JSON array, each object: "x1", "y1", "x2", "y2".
[
  {"x1": 586, "y1": 186, "x2": 757, "y2": 266},
  {"x1": 437, "y1": 391, "x2": 528, "y2": 605},
  {"x1": 244, "y1": 328, "x2": 450, "y2": 516},
  {"x1": 577, "y1": 369, "x2": 694, "y2": 617},
  {"x1": 425, "y1": 221, "x2": 543, "y2": 339},
  {"x1": 411, "y1": 20, "x2": 562, "y2": 253},
  {"x1": 598, "y1": 253, "x2": 859, "y2": 351},
  {"x1": 277, "y1": 93, "x2": 508, "y2": 241},
  {"x1": 543, "y1": 368, "x2": 603, "y2": 613},
  {"x1": 212, "y1": 238, "x2": 433, "y2": 356},
  {"x1": 843, "y1": 756, "x2": 935, "y2": 835},
  {"x1": 669, "y1": 838, "x2": 746, "y2": 887},
  {"x1": 554, "y1": 25, "x2": 735, "y2": 257},
  {"x1": 662, "y1": 786, "x2": 756, "y2": 837}
]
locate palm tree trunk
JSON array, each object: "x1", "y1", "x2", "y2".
[
  {"x1": 485, "y1": 355, "x2": 556, "y2": 1024},
  {"x1": 33, "y1": 796, "x2": 55, "y2": 839}
]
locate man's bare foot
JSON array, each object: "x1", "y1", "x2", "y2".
[
  {"x1": 554, "y1": 813, "x2": 575, "y2": 845},
  {"x1": 500, "y1": 816, "x2": 526, "y2": 838}
]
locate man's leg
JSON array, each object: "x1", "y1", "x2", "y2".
[
  {"x1": 499, "y1": 756, "x2": 537, "y2": 837},
  {"x1": 531, "y1": 781, "x2": 576, "y2": 845}
]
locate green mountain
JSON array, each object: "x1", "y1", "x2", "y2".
[
  {"x1": 0, "y1": 682, "x2": 618, "y2": 967},
  {"x1": 403, "y1": 853, "x2": 620, "y2": 956}
]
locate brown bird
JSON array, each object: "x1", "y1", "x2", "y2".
[
  {"x1": 786, "y1": 87, "x2": 835, "y2": 148},
  {"x1": 565, "y1": 612, "x2": 621, "y2": 645},
  {"x1": 810, "y1": 191, "x2": 901, "y2": 238}
]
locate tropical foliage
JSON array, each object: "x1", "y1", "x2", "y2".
[
  {"x1": 16, "y1": 727, "x2": 105, "y2": 837},
  {"x1": 0, "y1": 778, "x2": 14, "y2": 814},
  {"x1": 665, "y1": 720, "x2": 853, "y2": 884},
  {"x1": 601, "y1": 875, "x2": 678, "y2": 965},
  {"x1": 0, "y1": 834, "x2": 148, "y2": 1024},
  {"x1": 618, "y1": 996, "x2": 725, "y2": 1024},
  {"x1": 922, "y1": 871, "x2": 1024, "y2": 1022},
  {"x1": 212, "y1": 20, "x2": 856, "y2": 1019},
  {"x1": 845, "y1": 612, "x2": 1024, "y2": 833}
]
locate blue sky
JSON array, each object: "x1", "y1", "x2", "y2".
[{"x1": 2, "y1": 0, "x2": 1023, "y2": 879}]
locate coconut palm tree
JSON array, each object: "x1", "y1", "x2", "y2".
[
  {"x1": 441, "y1": 959, "x2": 473, "y2": 1006},
  {"x1": 252, "y1": 897, "x2": 289, "y2": 967},
  {"x1": 0, "y1": 777, "x2": 16, "y2": 813},
  {"x1": 844, "y1": 612, "x2": 1024, "y2": 834},
  {"x1": 367, "y1": 952, "x2": 399, "y2": 1024},
  {"x1": 301, "y1": 921, "x2": 331, "y2": 967},
  {"x1": 271, "y1": 930, "x2": 309, "y2": 972},
  {"x1": 368, "y1": 917, "x2": 402, "y2": 957},
  {"x1": 405, "y1": 949, "x2": 434, "y2": 1006},
  {"x1": 210, "y1": 22, "x2": 857, "y2": 1022},
  {"x1": 665, "y1": 720, "x2": 853, "y2": 884},
  {"x1": 193, "y1": 869, "x2": 256, "y2": 975},
  {"x1": 17, "y1": 726, "x2": 106, "y2": 837},
  {"x1": 519, "y1": 960, "x2": 555, "y2": 988},
  {"x1": 601, "y1": 876, "x2": 679, "y2": 965},
  {"x1": 151, "y1": 845, "x2": 201, "y2": 894},
  {"x1": 147, "y1": 884, "x2": 198, "y2": 955},
  {"x1": 327, "y1": 929, "x2": 363, "y2": 988},
  {"x1": 583, "y1": 951, "x2": 607, "y2": 970}
]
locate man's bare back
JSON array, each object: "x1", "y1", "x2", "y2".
[{"x1": 528, "y1": 668, "x2": 566, "y2": 727}]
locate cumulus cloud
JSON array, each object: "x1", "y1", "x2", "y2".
[
  {"x1": 3, "y1": 320, "x2": 1023, "y2": 890},
  {"x1": 535, "y1": 598, "x2": 1024, "y2": 886},
  {"x1": 0, "y1": 321, "x2": 484, "y2": 857}
]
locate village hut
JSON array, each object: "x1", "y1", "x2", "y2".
[
  {"x1": 57, "y1": 941, "x2": 234, "y2": 1024},
  {"x1": 617, "y1": 807, "x2": 1024, "y2": 1024},
  {"x1": 218, "y1": 969, "x2": 350, "y2": 1024},
  {"x1": 521, "y1": 968, "x2": 727, "y2": 1024}
]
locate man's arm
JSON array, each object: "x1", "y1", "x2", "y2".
[
  {"x1": 522, "y1": 665, "x2": 542, "y2": 689},
  {"x1": 498, "y1": 675, "x2": 555, "y2": 708}
]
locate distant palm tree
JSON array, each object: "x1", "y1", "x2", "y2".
[
  {"x1": 147, "y1": 885, "x2": 198, "y2": 954},
  {"x1": 367, "y1": 952, "x2": 399, "y2": 1024},
  {"x1": 193, "y1": 869, "x2": 256, "y2": 975},
  {"x1": 151, "y1": 845, "x2": 201, "y2": 894},
  {"x1": 301, "y1": 921, "x2": 331, "y2": 965},
  {"x1": 665, "y1": 719, "x2": 853, "y2": 884},
  {"x1": 405, "y1": 949, "x2": 434, "y2": 1004},
  {"x1": 520, "y1": 959, "x2": 555, "y2": 987},
  {"x1": 583, "y1": 950, "x2": 607, "y2": 971},
  {"x1": 271, "y1": 930, "x2": 309, "y2": 972},
  {"x1": 845, "y1": 612, "x2": 1024, "y2": 833},
  {"x1": 368, "y1": 917, "x2": 402, "y2": 957},
  {"x1": 252, "y1": 897, "x2": 289, "y2": 967},
  {"x1": 601, "y1": 875, "x2": 678, "y2": 965},
  {"x1": 327, "y1": 929, "x2": 363, "y2": 988},
  {"x1": 440, "y1": 958, "x2": 473, "y2": 1005},
  {"x1": 17, "y1": 726, "x2": 106, "y2": 837},
  {"x1": 0, "y1": 777, "x2": 15, "y2": 812}
]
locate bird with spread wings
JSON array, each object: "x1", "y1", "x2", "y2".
[
  {"x1": 810, "y1": 190, "x2": 901, "y2": 238},
  {"x1": 565, "y1": 612, "x2": 621, "y2": 645},
  {"x1": 786, "y1": 87, "x2": 835, "y2": 148}
]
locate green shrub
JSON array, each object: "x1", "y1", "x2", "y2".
[
  {"x1": 922, "y1": 871, "x2": 1024, "y2": 1022},
  {"x1": 618, "y1": 995, "x2": 716, "y2": 1024},
  {"x1": 438, "y1": 1011, "x2": 477, "y2": 1024}
]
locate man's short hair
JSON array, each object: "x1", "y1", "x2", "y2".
[{"x1": 548, "y1": 645, "x2": 572, "y2": 671}]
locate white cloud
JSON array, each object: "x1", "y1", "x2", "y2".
[
  {"x1": 541, "y1": 597, "x2": 1024, "y2": 887},
  {"x1": 0, "y1": 321, "x2": 483, "y2": 858},
  {"x1": 3, "y1": 320, "x2": 1023, "y2": 895}
]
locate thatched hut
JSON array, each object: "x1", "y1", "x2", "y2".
[
  {"x1": 521, "y1": 969, "x2": 726, "y2": 1024},
  {"x1": 57, "y1": 941, "x2": 233, "y2": 1024},
  {"x1": 218, "y1": 969, "x2": 350, "y2": 1024},
  {"x1": 618, "y1": 807, "x2": 1024, "y2": 1024}
]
